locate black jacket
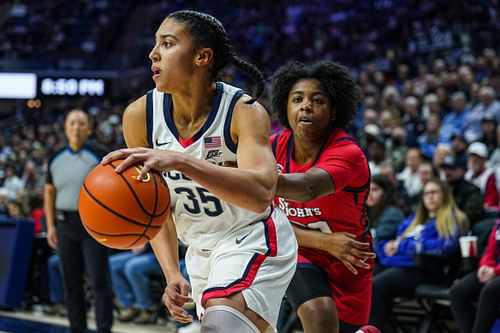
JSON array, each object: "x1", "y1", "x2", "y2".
[{"x1": 452, "y1": 179, "x2": 485, "y2": 225}]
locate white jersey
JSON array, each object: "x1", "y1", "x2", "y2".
[
  {"x1": 147, "y1": 82, "x2": 297, "y2": 330},
  {"x1": 147, "y1": 82, "x2": 272, "y2": 250}
]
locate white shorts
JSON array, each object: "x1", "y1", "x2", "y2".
[{"x1": 185, "y1": 207, "x2": 297, "y2": 331}]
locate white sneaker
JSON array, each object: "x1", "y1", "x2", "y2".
[{"x1": 178, "y1": 321, "x2": 201, "y2": 333}]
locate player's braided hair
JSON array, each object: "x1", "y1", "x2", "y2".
[
  {"x1": 271, "y1": 61, "x2": 361, "y2": 130},
  {"x1": 168, "y1": 10, "x2": 265, "y2": 104}
]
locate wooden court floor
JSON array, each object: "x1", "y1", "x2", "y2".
[{"x1": 0, "y1": 308, "x2": 178, "y2": 333}]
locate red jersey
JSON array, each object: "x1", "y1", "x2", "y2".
[
  {"x1": 272, "y1": 127, "x2": 373, "y2": 325},
  {"x1": 479, "y1": 219, "x2": 500, "y2": 276}
]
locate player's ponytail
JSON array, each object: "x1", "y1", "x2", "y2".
[
  {"x1": 168, "y1": 10, "x2": 265, "y2": 104},
  {"x1": 229, "y1": 54, "x2": 265, "y2": 104}
]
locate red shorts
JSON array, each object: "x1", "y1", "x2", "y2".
[{"x1": 295, "y1": 252, "x2": 374, "y2": 325}]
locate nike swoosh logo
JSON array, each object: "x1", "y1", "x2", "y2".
[
  {"x1": 235, "y1": 232, "x2": 251, "y2": 245},
  {"x1": 155, "y1": 138, "x2": 171, "y2": 146}
]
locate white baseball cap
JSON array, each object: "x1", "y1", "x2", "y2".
[{"x1": 467, "y1": 142, "x2": 488, "y2": 159}]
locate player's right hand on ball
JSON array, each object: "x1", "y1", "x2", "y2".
[
  {"x1": 101, "y1": 147, "x2": 183, "y2": 181},
  {"x1": 163, "y1": 276, "x2": 194, "y2": 323}
]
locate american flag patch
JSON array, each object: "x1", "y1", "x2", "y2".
[{"x1": 204, "y1": 136, "x2": 222, "y2": 148}]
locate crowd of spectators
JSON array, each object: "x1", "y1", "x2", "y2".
[
  {"x1": 1, "y1": 0, "x2": 500, "y2": 331},
  {"x1": 0, "y1": 0, "x2": 132, "y2": 70},
  {"x1": 1, "y1": 0, "x2": 499, "y2": 75},
  {"x1": 0, "y1": 99, "x2": 125, "y2": 220}
]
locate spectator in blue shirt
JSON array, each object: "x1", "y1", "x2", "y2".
[
  {"x1": 369, "y1": 179, "x2": 468, "y2": 332},
  {"x1": 440, "y1": 91, "x2": 469, "y2": 144},
  {"x1": 464, "y1": 86, "x2": 500, "y2": 142},
  {"x1": 417, "y1": 113, "x2": 441, "y2": 160}
]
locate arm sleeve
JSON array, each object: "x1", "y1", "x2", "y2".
[
  {"x1": 46, "y1": 167, "x2": 53, "y2": 184},
  {"x1": 480, "y1": 223, "x2": 499, "y2": 269},
  {"x1": 483, "y1": 174, "x2": 499, "y2": 208},
  {"x1": 314, "y1": 142, "x2": 368, "y2": 192},
  {"x1": 45, "y1": 155, "x2": 55, "y2": 185}
]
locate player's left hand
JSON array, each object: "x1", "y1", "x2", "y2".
[
  {"x1": 101, "y1": 147, "x2": 183, "y2": 180},
  {"x1": 162, "y1": 275, "x2": 194, "y2": 323},
  {"x1": 320, "y1": 232, "x2": 376, "y2": 275}
]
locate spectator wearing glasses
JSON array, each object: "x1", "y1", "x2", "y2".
[{"x1": 370, "y1": 179, "x2": 468, "y2": 332}]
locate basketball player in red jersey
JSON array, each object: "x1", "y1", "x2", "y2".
[
  {"x1": 271, "y1": 61, "x2": 376, "y2": 333},
  {"x1": 101, "y1": 10, "x2": 297, "y2": 333}
]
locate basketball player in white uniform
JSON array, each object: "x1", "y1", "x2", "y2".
[{"x1": 101, "y1": 10, "x2": 297, "y2": 333}]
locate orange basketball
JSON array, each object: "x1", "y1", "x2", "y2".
[{"x1": 78, "y1": 159, "x2": 170, "y2": 249}]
